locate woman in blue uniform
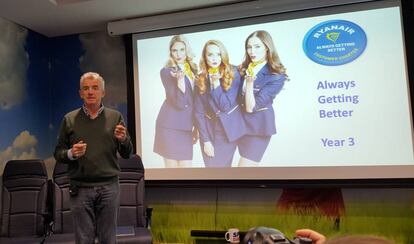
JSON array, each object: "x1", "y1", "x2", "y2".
[
  {"x1": 238, "y1": 30, "x2": 287, "y2": 167},
  {"x1": 194, "y1": 40, "x2": 246, "y2": 167},
  {"x1": 154, "y1": 35, "x2": 198, "y2": 168}
]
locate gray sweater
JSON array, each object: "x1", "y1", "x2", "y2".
[{"x1": 54, "y1": 107, "x2": 133, "y2": 186}]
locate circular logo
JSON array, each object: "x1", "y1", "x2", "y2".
[{"x1": 303, "y1": 20, "x2": 367, "y2": 66}]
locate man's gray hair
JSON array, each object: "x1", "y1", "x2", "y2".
[{"x1": 80, "y1": 72, "x2": 105, "y2": 90}]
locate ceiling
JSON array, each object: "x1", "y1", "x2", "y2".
[
  {"x1": 0, "y1": 0, "x2": 412, "y2": 38},
  {"x1": 0, "y1": 0, "x2": 251, "y2": 37}
]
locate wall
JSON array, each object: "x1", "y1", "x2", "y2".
[
  {"x1": 0, "y1": 18, "x2": 51, "y2": 174},
  {"x1": 0, "y1": 19, "x2": 129, "y2": 177},
  {"x1": 146, "y1": 186, "x2": 414, "y2": 243},
  {"x1": 0, "y1": 16, "x2": 413, "y2": 244}
]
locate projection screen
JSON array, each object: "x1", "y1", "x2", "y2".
[{"x1": 131, "y1": 0, "x2": 414, "y2": 180}]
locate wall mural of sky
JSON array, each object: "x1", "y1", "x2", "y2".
[
  {"x1": 0, "y1": 18, "x2": 42, "y2": 173},
  {"x1": 0, "y1": 18, "x2": 127, "y2": 175}
]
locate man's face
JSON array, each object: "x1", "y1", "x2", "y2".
[{"x1": 79, "y1": 77, "x2": 105, "y2": 108}]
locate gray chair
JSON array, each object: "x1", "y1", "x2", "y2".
[
  {"x1": 117, "y1": 154, "x2": 152, "y2": 244},
  {"x1": 0, "y1": 159, "x2": 49, "y2": 244},
  {"x1": 44, "y1": 162, "x2": 75, "y2": 244}
]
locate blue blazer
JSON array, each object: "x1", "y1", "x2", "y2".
[
  {"x1": 241, "y1": 64, "x2": 286, "y2": 136},
  {"x1": 156, "y1": 67, "x2": 194, "y2": 131},
  {"x1": 195, "y1": 67, "x2": 246, "y2": 142}
]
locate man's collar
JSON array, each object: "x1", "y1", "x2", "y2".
[{"x1": 82, "y1": 104, "x2": 105, "y2": 118}]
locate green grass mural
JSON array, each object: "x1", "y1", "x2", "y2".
[{"x1": 150, "y1": 202, "x2": 414, "y2": 244}]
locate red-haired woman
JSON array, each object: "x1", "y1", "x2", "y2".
[{"x1": 194, "y1": 40, "x2": 246, "y2": 167}]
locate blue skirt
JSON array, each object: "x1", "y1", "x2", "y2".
[
  {"x1": 238, "y1": 135, "x2": 271, "y2": 162},
  {"x1": 153, "y1": 127, "x2": 193, "y2": 160},
  {"x1": 200, "y1": 128, "x2": 237, "y2": 168}
]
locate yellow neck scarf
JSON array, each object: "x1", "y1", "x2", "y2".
[
  {"x1": 183, "y1": 62, "x2": 194, "y2": 81},
  {"x1": 208, "y1": 67, "x2": 219, "y2": 75},
  {"x1": 247, "y1": 60, "x2": 265, "y2": 76}
]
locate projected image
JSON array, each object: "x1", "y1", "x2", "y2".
[
  {"x1": 144, "y1": 30, "x2": 288, "y2": 168},
  {"x1": 135, "y1": 4, "x2": 414, "y2": 172}
]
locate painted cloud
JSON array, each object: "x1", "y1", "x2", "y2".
[{"x1": 0, "y1": 130, "x2": 38, "y2": 174}]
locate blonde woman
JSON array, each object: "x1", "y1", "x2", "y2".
[{"x1": 154, "y1": 35, "x2": 198, "y2": 168}]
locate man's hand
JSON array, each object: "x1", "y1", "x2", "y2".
[
  {"x1": 114, "y1": 122, "x2": 127, "y2": 142},
  {"x1": 295, "y1": 229, "x2": 326, "y2": 244},
  {"x1": 72, "y1": 140, "x2": 87, "y2": 158}
]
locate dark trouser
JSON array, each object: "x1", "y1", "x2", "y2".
[{"x1": 70, "y1": 181, "x2": 120, "y2": 244}]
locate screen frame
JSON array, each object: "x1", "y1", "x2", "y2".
[{"x1": 126, "y1": 0, "x2": 414, "y2": 184}]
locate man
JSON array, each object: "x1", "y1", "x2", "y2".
[{"x1": 54, "y1": 72, "x2": 133, "y2": 244}]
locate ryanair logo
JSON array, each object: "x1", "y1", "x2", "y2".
[{"x1": 303, "y1": 20, "x2": 367, "y2": 66}]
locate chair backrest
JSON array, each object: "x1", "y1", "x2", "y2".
[
  {"x1": 117, "y1": 154, "x2": 146, "y2": 228},
  {"x1": 1, "y1": 159, "x2": 48, "y2": 237},
  {"x1": 51, "y1": 162, "x2": 73, "y2": 234}
]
